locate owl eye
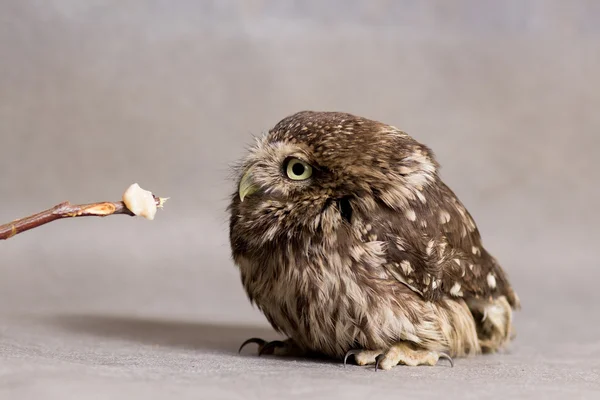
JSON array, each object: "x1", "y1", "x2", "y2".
[{"x1": 285, "y1": 158, "x2": 313, "y2": 181}]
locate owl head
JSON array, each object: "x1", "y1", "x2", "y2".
[{"x1": 228, "y1": 111, "x2": 439, "y2": 251}]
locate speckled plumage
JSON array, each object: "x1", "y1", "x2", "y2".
[{"x1": 228, "y1": 111, "x2": 520, "y2": 369}]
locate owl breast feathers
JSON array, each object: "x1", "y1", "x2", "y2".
[{"x1": 228, "y1": 111, "x2": 520, "y2": 369}]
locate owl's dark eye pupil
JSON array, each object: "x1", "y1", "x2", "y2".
[{"x1": 292, "y1": 163, "x2": 305, "y2": 176}]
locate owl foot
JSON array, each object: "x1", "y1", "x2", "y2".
[
  {"x1": 238, "y1": 337, "x2": 304, "y2": 357},
  {"x1": 373, "y1": 343, "x2": 454, "y2": 370}
]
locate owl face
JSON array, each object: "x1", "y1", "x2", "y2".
[
  {"x1": 229, "y1": 111, "x2": 439, "y2": 249},
  {"x1": 237, "y1": 138, "x2": 325, "y2": 204}
]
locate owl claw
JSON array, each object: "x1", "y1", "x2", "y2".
[
  {"x1": 343, "y1": 349, "x2": 362, "y2": 367},
  {"x1": 238, "y1": 338, "x2": 290, "y2": 356},
  {"x1": 374, "y1": 354, "x2": 385, "y2": 371},
  {"x1": 238, "y1": 338, "x2": 267, "y2": 354},
  {"x1": 438, "y1": 352, "x2": 454, "y2": 367},
  {"x1": 258, "y1": 340, "x2": 287, "y2": 356}
]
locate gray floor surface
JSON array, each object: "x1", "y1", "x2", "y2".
[
  {"x1": 2, "y1": 1, "x2": 600, "y2": 399},
  {"x1": 2, "y1": 303, "x2": 600, "y2": 399}
]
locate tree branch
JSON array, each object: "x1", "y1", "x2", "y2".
[{"x1": 1, "y1": 191, "x2": 166, "y2": 241}]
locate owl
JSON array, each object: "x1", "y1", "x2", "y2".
[{"x1": 229, "y1": 111, "x2": 520, "y2": 370}]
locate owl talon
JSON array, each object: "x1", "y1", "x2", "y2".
[
  {"x1": 238, "y1": 337, "x2": 303, "y2": 357},
  {"x1": 343, "y1": 349, "x2": 362, "y2": 367},
  {"x1": 341, "y1": 349, "x2": 382, "y2": 367},
  {"x1": 438, "y1": 352, "x2": 454, "y2": 367},
  {"x1": 238, "y1": 337, "x2": 267, "y2": 354},
  {"x1": 374, "y1": 354, "x2": 385, "y2": 371},
  {"x1": 258, "y1": 340, "x2": 287, "y2": 356}
]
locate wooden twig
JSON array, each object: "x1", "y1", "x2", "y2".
[{"x1": 0, "y1": 196, "x2": 165, "y2": 241}]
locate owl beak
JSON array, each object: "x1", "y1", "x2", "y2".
[{"x1": 238, "y1": 168, "x2": 258, "y2": 202}]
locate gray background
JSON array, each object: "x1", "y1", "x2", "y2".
[{"x1": 1, "y1": 1, "x2": 599, "y2": 399}]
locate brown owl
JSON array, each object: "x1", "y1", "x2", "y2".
[{"x1": 229, "y1": 111, "x2": 520, "y2": 370}]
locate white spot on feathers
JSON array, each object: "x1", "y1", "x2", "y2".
[
  {"x1": 386, "y1": 266, "x2": 423, "y2": 295},
  {"x1": 395, "y1": 237, "x2": 407, "y2": 251},
  {"x1": 487, "y1": 273, "x2": 497, "y2": 289},
  {"x1": 423, "y1": 275, "x2": 431, "y2": 285},
  {"x1": 426, "y1": 240, "x2": 435, "y2": 256},
  {"x1": 472, "y1": 246, "x2": 481, "y2": 256},
  {"x1": 450, "y1": 282, "x2": 463, "y2": 297},
  {"x1": 467, "y1": 217, "x2": 477, "y2": 232},
  {"x1": 439, "y1": 241, "x2": 447, "y2": 254},
  {"x1": 439, "y1": 210, "x2": 451, "y2": 224},
  {"x1": 400, "y1": 260, "x2": 413, "y2": 275},
  {"x1": 399, "y1": 166, "x2": 414, "y2": 175},
  {"x1": 405, "y1": 209, "x2": 417, "y2": 221}
]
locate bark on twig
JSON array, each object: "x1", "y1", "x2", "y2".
[{"x1": 0, "y1": 196, "x2": 164, "y2": 241}]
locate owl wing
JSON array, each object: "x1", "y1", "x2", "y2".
[{"x1": 376, "y1": 179, "x2": 519, "y2": 308}]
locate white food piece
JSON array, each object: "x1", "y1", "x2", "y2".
[{"x1": 122, "y1": 183, "x2": 157, "y2": 220}]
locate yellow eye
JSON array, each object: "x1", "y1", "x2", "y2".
[{"x1": 286, "y1": 158, "x2": 313, "y2": 181}]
